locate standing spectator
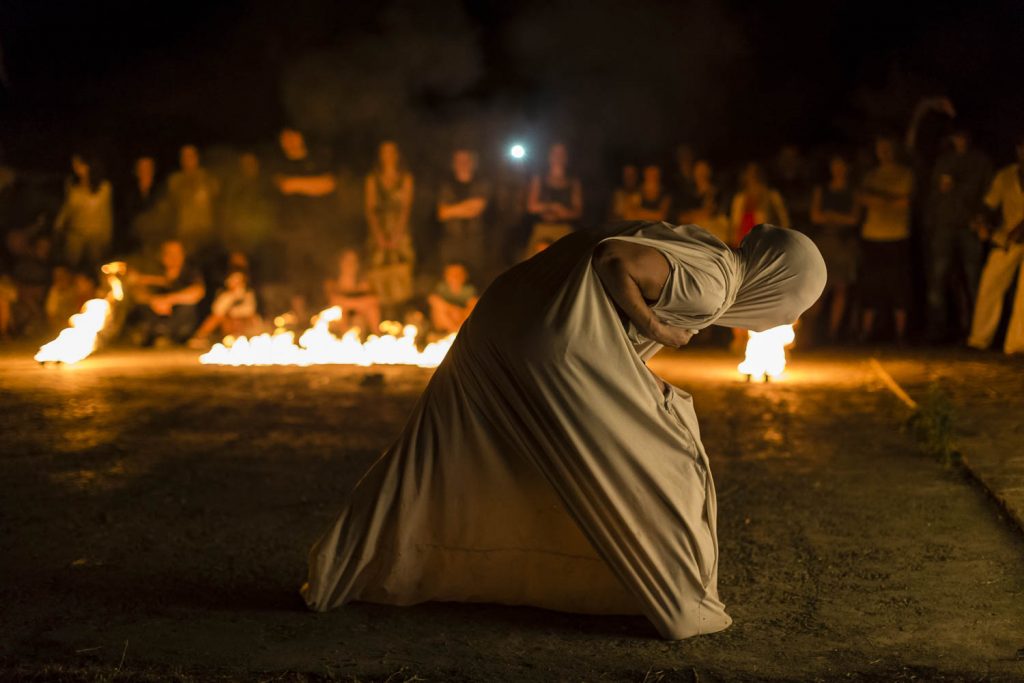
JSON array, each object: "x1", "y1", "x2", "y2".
[
  {"x1": 271, "y1": 128, "x2": 337, "y2": 318},
  {"x1": 623, "y1": 165, "x2": 671, "y2": 221},
  {"x1": 609, "y1": 164, "x2": 639, "y2": 221},
  {"x1": 526, "y1": 142, "x2": 582, "y2": 254},
  {"x1": 428, "y1": 261, "x2": 478, "y2": 335},
  {"x1": 924, "y1": 129, "x2": 993, "y2": 342},
  {"x1": 967, "y1": 137, "x2": 1024, "y2": 354},
  {"x1": 55, "y1": 152, "x2": 112, "y2": 270},
  {"x1": 678, "y1": 159, "x2": 728, "y2": 243},
  {"x1": 222, "y1": 152, "x2": 276, "y2": 260},
  {"x1": 436, "y1": 149, "x2": 490, "y2": 274},
  {"x1": 166, "y1": 144, "x2": 219, "y2": 256},
  {"x1": 323, "y1": 247, "x2": 381, "y2": 336},
  {"x1": 772, "y1": 145, "x2": 812, "y2": 230},
  {"x1": 119, "y1": 155, "x2": 162, "y2": 255},
  {"x1": 364, "y1": 140, "x2": 415, "y2": 312},
  {"x1": 129, "y1": 239, "x2": 205, "y2": 347},
  {"x1": 857, "y1": 136, "x2": 914, "y2": 344},
  {"x1": 670, "y1": 144, "x2": 697, "y2": 211},
  {"x1": 729, "y1": 162, "x2": 790, "y2": 246},
  {"x1": 809, "y1": 154, "x2": 860, "y2": 342}
]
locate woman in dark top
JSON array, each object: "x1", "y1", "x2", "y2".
[
  {"x1": 623, "y1": 165, "x2": 671, "y2": 221},
  {"x1": 526, "y1": 142, "x2": 583, "y2": 255},
  {"x1": 809, "y1": 154, "x2": 860, "y2": 341}
]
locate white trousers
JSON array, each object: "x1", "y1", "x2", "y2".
[{"x1": 968, "y1": 243, "x2": 1024, "y2": 353}]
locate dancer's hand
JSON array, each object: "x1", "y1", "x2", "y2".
[{"x1": 647, "y1": 320, "x2": 696, "y2": 348}]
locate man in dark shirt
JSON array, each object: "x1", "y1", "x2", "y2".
[
  {"x1": 130, "y1": 239, "x2": 205, "y2": 346},
  {"x1": 436, "y1": 149, "x2": 491, "y2": 275},
  {"x1": 924, "y1": 129, "x2": 993, "y2": 341},
  {"x1": 270, "y1": 128, "x2": 337, "y2": 315}
]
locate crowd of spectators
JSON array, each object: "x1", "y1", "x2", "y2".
[{"x1": 1, "y1": 96, "x2": 1022, "y2": 354}]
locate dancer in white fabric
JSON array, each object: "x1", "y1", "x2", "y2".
[{"x1": 303, "y1": 221, "x2": 826, "y2": 640}]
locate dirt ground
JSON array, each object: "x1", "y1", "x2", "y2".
[{"x1": 1, "y1": 346, "x2": 1022, "y2": 682}]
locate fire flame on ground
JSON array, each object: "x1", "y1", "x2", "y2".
[
  {"x1": 35, "y1": 262, "x2": 126, "y2": 364},
  {"x1": 199, "y1": 306, "x2": 455, "y2": 368},
  {"x1": 737, "y1": 324, "x2": 796, "y2": 380}
]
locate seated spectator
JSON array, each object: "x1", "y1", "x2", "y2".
[
  {"x1": 44, "y1": 265, "x2": 85, "y2": 329},
  {"x1": 12, "y1": 234, "x2": 53, "y2": 335},
  {"x1": 428, "y1": 262, "x2": 478, "y2": 335},
  {"x1": 609, "y1": 164, "x2": 640, "y2": 220},
  {"x1": 188, "y1": 269, "x2": 260, "y2": 348},
  {"x1": 323, "y1": 248, "x2": 381, "y2": 336},
  {"x1": 129, "y1": 240, "x2": 205, "y2": 347},
  {"x1": 623, "y1": 164, "x2": 671, "y2": 221}
]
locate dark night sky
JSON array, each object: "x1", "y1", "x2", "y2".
[{"x1": 1, "y1": 0, "x2": 1022, "y2": 171}]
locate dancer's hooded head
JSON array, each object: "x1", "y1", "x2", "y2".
[{"x1": 715, "y1": 224, "x2": 827, "y2": 332}]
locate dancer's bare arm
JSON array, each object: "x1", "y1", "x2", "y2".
[{"x1": 592, "y1": 240, "x2": 695, "y2": 348}]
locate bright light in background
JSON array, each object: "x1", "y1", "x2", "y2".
[{"x1": 508, "y1": 143, "x2": 526, "y2": 160}]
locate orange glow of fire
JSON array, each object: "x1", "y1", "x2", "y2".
[
  {"x1": 737, "y1": 324, "x2": 795, "y2": 380},
  {"x1": 35, "y1": 262, "x2": 126, "y2": 364},
  {"x1": 199, "y1": 306, "x2": 455, "y2": 368}
]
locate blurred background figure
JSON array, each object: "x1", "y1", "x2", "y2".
[
  {"x1": 609, "y1": 163, "x2": 639, "y2": 221},
  {"x1": 923, "y1": 129, "x2": 992, "y2": 342},
  {"x1": 526, "y1": 142, "x2": 582, "y2": 254},
  {"x1": 323, "y1": 247, "x2": 381, "y2": 337},
  {"x1": 808, "y1": 153, "x2": 860, "y2": 343},
  {"x1": 166, "y1": 144, "x2": 219, "y2": 258},
  {"x1": 967, "y1": 136, "x2": 1024, "y2": 354},
  {"x1": 364, "y1": 140, "x2": 415, "y2": 316},
  {"x1": 118, "y1": 155, "x2": 161, "y2": 255},
  {"x1": 670, "y1": 144, "x2": 696, "y2": 211},
  {"x1": 772, "y1": 144, "x2": 812, "y2": 231},
  {"x1": 55, "y1": 152, "x2": 112, "y2": 271},
  {"x1": 222, "y1": 151, "x2": 276, "y2": 263},
  {"x1": 129, "y1": 239, "x2": 205, "y2": 347},
  {"x1": 730, "y1": 162, "x2": 789, "y2": 246},
  {"x1": 623, "y1": 165, "x2": 671, "y2": 221},
  {"x1": 188, "y1": 268, "x2": 260, "y2": 348},
  {"x1": 428, "y1": 261, "x2": 478, "y2": 336},
  {"x1": 437, "y1": 149, "x2": 490, "y2": 276},
  {"x1": 272, "y1": 127, "x2": 337, "y2": 320},
  {"x1": 677, "y1": 159, "x2": 728, "y2": 243},
  {"x1": 858, "y1": 136, "x2": 914, "y2": 344}
]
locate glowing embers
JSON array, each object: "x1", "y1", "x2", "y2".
[
  {"x1": 35, "y1": 262, "x2": 126, "y2": 365},
  {"x1": 737, "y1": 324, "x2": 795, "y2": 381},
  {"x1": 199, "y1": 306, "x2": 455, "y2": 368}
]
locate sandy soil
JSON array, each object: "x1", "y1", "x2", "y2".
[{"x1": 0, "y1": 347, "x2": 1022, "y2": 682}]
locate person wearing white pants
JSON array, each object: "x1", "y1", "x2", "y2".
[{"x1": 967, "y1": 140, "x2": 1024, "y2": 354}]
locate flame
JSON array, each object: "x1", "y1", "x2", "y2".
[
  {"x1": 737, "y1": 324, "x2": 795, "y2": 380},
  {"x1": 35, "y1": 262, "x2": 126, "y2": 364},
  {"x1": 199, "y1": 306, "x2": 455, "y2": 368}
]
